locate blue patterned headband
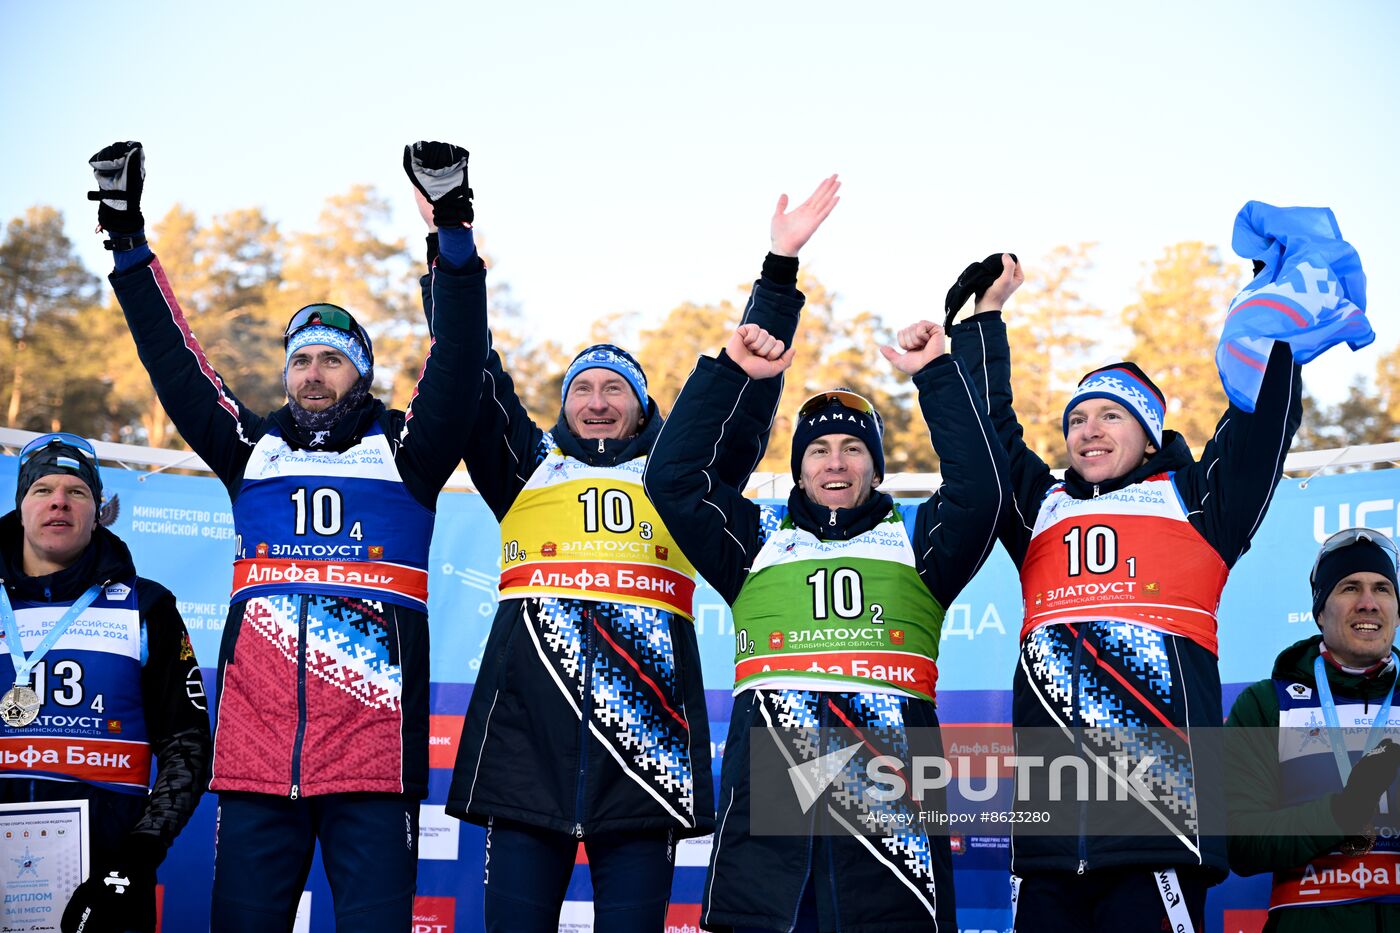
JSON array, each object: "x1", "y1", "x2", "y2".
[
  {"x1": 285, "y1": 325, "x2": 373, "y2": 377},
  {"x1": 1063, "y1": 362, "x2": 1166, "y2": 448},
  {"x1": 561, "y1": 344, "x2": 648, "y2": 408}
]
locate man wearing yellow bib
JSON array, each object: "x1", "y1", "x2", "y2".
[
  {"x1": 644, "y1": 261, "x2": 1008, "y2": 925},
  {"x1": 442, "y1": 175, "x2": 843, "y2": 931}
]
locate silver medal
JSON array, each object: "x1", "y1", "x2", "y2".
[{"x1": 0, "y1": 684, "x2": 40, "y2": 728}]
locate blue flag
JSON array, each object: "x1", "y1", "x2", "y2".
[{"x1": 1218, "y1": 201, "x2": 1372, "y2": 411}]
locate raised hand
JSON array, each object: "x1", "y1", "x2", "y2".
[
  {"x1": 974, "y1": 253, "x2": 1025, "y2": 313},
  {"x1": 88, "y1": 141, "x2": 145, "y2": 235},
  {"x1": 404, "y1": 141, "x2": 473, "y2": 227},
  {"x1": 879, "y1": 320, "x2": 946, "y2": 375},
  {"x1": 726, "y1": 323, "x2": 795, "y2": 380},
  {"x1": 771, "y1": 174, "x2": 841, "y2": 258}
]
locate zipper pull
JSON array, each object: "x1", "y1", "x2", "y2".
[
  {"x1": 828, "y1": 509, "x2": 837, "y2": 526},
  {"x1": 597, "y1": 438, "x2": 605, "y2": 453},
  {"x1": 573, "y1": 823, "x2": 584, "y2": 839},
  {"x1": 290, "y1": 784, "x2": 300, "y2": 800},
  {"x1": 1093, "y1": 484, "x2": 1100, "y2": 498},
  {"x1": 1077, "y1": 858, "x2": 1086, "y2": 875}
]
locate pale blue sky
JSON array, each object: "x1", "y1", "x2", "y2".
[{"x1": 4, "y1": 0, "x2": 1397, "y2": 406}]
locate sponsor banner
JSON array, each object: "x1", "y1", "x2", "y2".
[
  {"x1": 428, "y1": 715, "x2": 464, "y2": 769},
  {"x1": 735, "y1": 648, "x2": 937, "y2": 699},
  {"x1": 499, "y1": 559, "x2": 695, "y2": 616},
  {"x1": 675, "y1": 835, "x2": 712, "y2": 867},
  {"x1": 411, "y1": 895, "x2": 455, "y2": 933},
  {"x1": 417, "y1": 805, "x2": 460, "y2": 861},
  {"x1": 665, "y1": 903, "x2": 703, "y2": 932},
  {"x1": 1222, "y1": 908, "x2": 1269, "y2": 933},
  {"x1": 1270, "y1": 851, "x2": 1400, "y2": 909},
  {"x1": 0, "y1": 736, "x2": 152, "y2": 787},
  {"x1": 559, "y1": 899, "x2": 594, "y2": 932},
  {"x1": 232, "y1": 558, "x2": 429, "y2": 606}
]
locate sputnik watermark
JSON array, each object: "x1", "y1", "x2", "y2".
[{"x1": 786, "y1": 741, "x2": 1158, "y2": 815}]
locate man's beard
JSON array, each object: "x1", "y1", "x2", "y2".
[{"x1": 286, "y1": 374, "x2": 371, "y2": 443}]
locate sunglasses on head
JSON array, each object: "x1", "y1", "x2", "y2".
[
  {"x1": 19, "y1": 432, "x2": 97, "y2": 467},
  {"x1": 1310, "y1": 527, "x2": 1399, "y2": 585},
  {"x1": 283, "y1": 304, "x2": 369, "y2": 348},
  {"x1": 797, "y1": 389, "x2": 881, "y2": 431}
]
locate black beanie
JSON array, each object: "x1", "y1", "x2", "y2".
[
  {"x1": 1312, "y1": 535, "x2": 1399, "y2": 620},
  {"x1": 790, "y1": 392, "x2": 885, "y2": 483},
  {"x1": 16, "y1": 442, "x2": 103, "y2": 510}
]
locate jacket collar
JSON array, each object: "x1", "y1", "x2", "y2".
[
  {"x1": 1061, "y1": 430, "x2": 1194, "y2": 498},
  {"x1": 0, "y1": 511, "x2": 135, "y2": 602},
  {"x1": 785, "y1": 487, "x2": 895, "y2": 542},
  {"x1": 269, "y1": 395, "x2": 385, "y2": 453},
  {"x1": 552, "y1": 398, "x2": 663, "y2": 467}
]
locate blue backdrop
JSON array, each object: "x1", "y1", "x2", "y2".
[{"x1": 2, "y1": 453, "x2": 1394, "y2": 933}]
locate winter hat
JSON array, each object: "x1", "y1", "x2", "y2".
[
  {"x1": 1311, "y1": 529, "x2": 1399, "y2": 621},
  {"x1": 283, "y1": 304, "x2": 374, "y2": 378},
  {"x1": 1063, "y1": 362, "x2": 1166, "y2": 449},
  {"x1": 561, "y1": 344, "x2": 648, "y2": 409},
  {"x1": 16, "y1": 435, "x2": 102, "y2": 510},
  {"x1": 790, "y1": 389, "x2": 885, "y2": 483}
]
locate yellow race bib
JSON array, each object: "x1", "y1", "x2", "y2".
[{"x1": 498, "y1": 451, "x2": 697, "y2": 619}]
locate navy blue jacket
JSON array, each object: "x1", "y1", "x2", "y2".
[{"x1": 949, "y1": 309, "x2": 1303, "y2": 878}]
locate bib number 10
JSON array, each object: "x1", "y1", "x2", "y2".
[
  {"x1": 577, "y1": 488, "x2": 653, "y2": 539},
  {"x1": 290, "y1": 488, "x2": 363, "y2": 540},
  {"x1": 806, "y1": 567, "x2": 884, "y2": 624},
  {"x1": 1063, "y1": 525, "x2": 1135, "y2": 577}
]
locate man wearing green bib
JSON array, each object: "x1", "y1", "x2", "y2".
[{"x1": 645, "y1": 262, "x2": 1008, "y2": 927}]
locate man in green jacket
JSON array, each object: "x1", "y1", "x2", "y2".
[{"x1": 1226, "y1": 528, "x2": 1400, "y2": 931}]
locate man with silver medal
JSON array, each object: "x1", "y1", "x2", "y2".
[{"x1": 1, "y1": 433, "x2": 211, "y2": 933}]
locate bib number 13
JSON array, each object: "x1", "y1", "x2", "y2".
[{"x1": 1063, "y1": 525, "x2": 1135, "y2": 577}]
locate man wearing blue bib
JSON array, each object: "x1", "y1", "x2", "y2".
[
  {"x1": 89, "y1": 140, "x2": 488, "y2": 931},
  {"x1": 1, "y1": 433, "x2": 211, "y2": 933},
  {"x1": 1226, "y1": 528, "x2": 1400, "y2": 931}
]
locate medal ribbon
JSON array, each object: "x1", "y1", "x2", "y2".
[
  {"x1": 1314, "y1": 652, "x2": 1399, "y2": 784},
  {"x1": 0, "y1": 583, "x2": 104, "y2": 687}
]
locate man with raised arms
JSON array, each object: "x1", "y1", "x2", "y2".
[
  {"x1": 89, "y1": 139, "x2": 487, "y2": 932},
  {"x1": 643, "y1": 192, "x2": 1007, "y2": 931},
  {"x1": 948, "y1": 253, "x2": 1304, "y2": 932}
]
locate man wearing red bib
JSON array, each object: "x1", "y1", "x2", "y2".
[
  {"x1": 948, "y1": 254, "x2": 1304, "y2": 932},
  {"x1": 1227, "y1": 529, "x2": 1400, "y2": 932}
]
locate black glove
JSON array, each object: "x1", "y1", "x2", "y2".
[
  {"x1": 60, "y1": 835, "x2": 160, "y2": 933},
  {"x1": 403, "y1": 140, "x2": 473, "y2": 227},
  {"x1": 944, "y1": 252, "x2": 1018, "y2": 330},
  {"x1": 88, "y1": 141, "x2": 146, "y2": 238},
  {"x1": 1331, "y1": 738, "x2": 1400, "y2": 833}
]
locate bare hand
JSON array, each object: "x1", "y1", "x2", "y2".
[
  {"x1": 771, "y1": 175, "x2": 841, "y2": 257},
  {"x1": 726, "y1": 323, "x2": 796, "y2": 380},
  {"x1": 879, "y1": 321, "x2": 946, "y2": 374},
  {"x1": 413, "y1": 188, "x2": 436, "y2": 230},
  {"x1": 974, "y1": 253, "x2": 1024, "y2": 312}
]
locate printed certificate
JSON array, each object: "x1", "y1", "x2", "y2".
[{"x1": 0, "y1": 799, "x2": 89, "y2": 933}]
